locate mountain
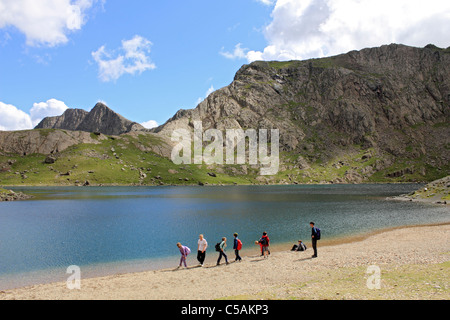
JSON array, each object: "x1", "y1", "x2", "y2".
[
  {"x1": 154, "y1": 43, "x2": 449, "y2": 183},
  {"x1": 1, "y1": 43, "x2": 449, "y2": 186},
  {"x1": 35, "y1": 102, "x2": 145, "y2": 136}
]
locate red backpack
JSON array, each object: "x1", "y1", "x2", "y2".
[{"x1": 237, "y1": 239, "x2": 243, "y2": 251}]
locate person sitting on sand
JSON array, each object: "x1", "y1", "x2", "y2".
[
  {"x1": 176, "y1": 242, "x2": 191, "y2": 269},
  {"x1": 291, "y1": 240, "x2": 307, "y2": 252}
]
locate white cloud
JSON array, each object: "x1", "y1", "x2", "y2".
[
  {"x1": 196, "y1": 85, "x2": 215, "y2": 105},
  {"x1": 219, "y1": 43, "x2": 248, "y2": 60},
  {"x1": 255, "y1": 0, "x2": 276, "y2": 5},
  {"x1": 205, "y1": 85, "x2": 215, "y2": 97},
  {"x1": 0, "y1": 0, "x2": 98, "y2": 47},
  {"x1": 0, "y1": 102, "x2": 33, "y2": 131},
  {"x1": 0, "y1": 99, "x2": 69, "y2": 131},
  {"x1": 30, "y1": 98, "x2": 69, "y2": 126},
  {"x1": 225, "y1": 0, "x2": 450, "y2": 62},
  {"x1": 92, "y1": 35, "x2": 156, "y2": 82},
  {"x1": 140, "y1": 120, "x2": 159, "y2": 129}
]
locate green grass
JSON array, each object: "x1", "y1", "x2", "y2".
[
  {"x1": 267, "y1": 61, "x2": 293, "y2": 69},
  {"x1": 268, "y1": 57, "x2": 337, "y2": 70},
  {"x1": 0, "y1": 133, "x2": 261, "y2": 186},
  {"x1": 310, "y1": 57, "x2": 336, "y2": 69},
  {"x1": 368, "y1": 159, "x2": 449, "y2": 183},
  {"x1": 1, "y1": 129, "x2": 447, "y2": 186}
]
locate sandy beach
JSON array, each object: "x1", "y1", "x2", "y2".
[{"x1": 1, "y1": 223, "x2": 449, "y2": 300}]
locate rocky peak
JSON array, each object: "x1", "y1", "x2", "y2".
[
  {"x1": 35, "y1": 102, "x2": 145, "y2": 136},
  {"x1": 35, "y1": 108, "x2": 89, "y2": 131}
]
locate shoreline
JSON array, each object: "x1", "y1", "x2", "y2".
[
  {"x1": 389, "y1": 195, "x2": 449, "y2": 205},
  {"x1": 2, "y1": 181, "x2": 426, "y2": 188},
  {"x1": 387, "y1": 176, "x2": 449, "y2": 205},
  {"x1": 1, "y1": 222, "x2": 449, "y2": 299},
  {"x1": 0, "y1": 188, "x2": 34, "y2": 202},
  {"x1": 3, "y1": 221, "x2": 449, "y2": 291}
]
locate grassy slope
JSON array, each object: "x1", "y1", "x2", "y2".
[
  {"x1": 402, "y1": 176, "x2": 450, "y2": 202},
  {"x1": 0, "y1": 130, "x2": 448, "y2": 187},
  {"x1": 0, "y1": 133, "x2": 257, "y2": 186}
]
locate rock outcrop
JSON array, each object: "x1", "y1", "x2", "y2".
[
  {"x1": 154, "y1": 44, "x2": 450, "y2": 177},
  {"x1": 0, "y1": 189, "x2": 33, "y2": 201},
  {"x1": 35, "y1": 102, "x2": 145, "y2": 136},
  {"x1": 35, "y1": 108, "x2": 89, "y2": 132},
  {"x1": 390, "y1": 175, "x2": 449, "y2": 204}
]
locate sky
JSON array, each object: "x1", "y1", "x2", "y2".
[{"x1": 0, "y1": 0, "x2": 449, "y2": 131}]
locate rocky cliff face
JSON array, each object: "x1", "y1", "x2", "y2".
[
  {"x1": 35, "y1": 102, "x2": 145, "y2": 136},
  {"x1": 35, "y1": 109, "x2": 89, "y2": 131},
  {"x1": 154, "y1": 44, "x2": 449, "y2": 181}
]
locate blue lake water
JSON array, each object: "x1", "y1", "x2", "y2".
[{"x1": 0, "y1": 184, "x2": 449, "y2": 290}]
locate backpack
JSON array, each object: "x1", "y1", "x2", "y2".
[
  {"x1": 184, "y1": 246, "x2": 191, "y2": 255},
  {"x1": 260, "y1": 237, "x2": 268, "y2": 246},
  {"x1": 315, "y1": 228, "x2": 321, "y2": 240},
  {"x1": 215, "y1": 242, "x2": 221, "y2": 252},
  {"x1": 237, "y1": 239, "x2": 243, "y2": 251}
]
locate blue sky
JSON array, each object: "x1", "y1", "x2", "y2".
[{"x1": 1, "y1": 0, "x2": 449, "y2": 131}]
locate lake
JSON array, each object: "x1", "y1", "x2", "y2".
[{"x1": 1, "y1": 184, "x2": 449, "y2": 290}]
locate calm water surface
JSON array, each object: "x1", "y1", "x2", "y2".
[{"x1": 0, "y1": 184, "x2": 449, "y2": 289}]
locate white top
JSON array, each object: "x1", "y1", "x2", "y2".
[{"x1": 198, "y1": 238, "x2": 208, "y2": 252}]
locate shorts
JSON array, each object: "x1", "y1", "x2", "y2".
[{"x1": 262, "y1": 246, "x2": 269, "y2": 253}]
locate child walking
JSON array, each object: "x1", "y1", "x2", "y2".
[{"x1": 233, "y1": 233, "x2": 242, "y2": 262}]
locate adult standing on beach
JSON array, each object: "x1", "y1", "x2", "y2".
[
  {"x1": 259, "y1": 232, "x2": 270, "y2": 259},
  {"x1": 233, "y1": 233, "x2": 242, "y2": 262},
  {"x1": 310, "y1": 222, "x2": 320, "y2": 258},
  {"x1": 197, "y1": 234, "x2": 208, "y2": 267},
  {"x1": 176, "y1": 242, "x2": 190, "y2": 269},
  {"x1": 217, "y1": 237, "x2": 229, "y2": 266}
]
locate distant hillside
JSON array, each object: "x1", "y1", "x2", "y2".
[
  {"x1": 0, "y1": 130, "x2": 253, "y2": 187},
  {"x1": 1, "y1": 44, "x2": 449, "y2": 186},
  {"x1": 35, "y1": 102, "x2": 145, "y2": 136}
]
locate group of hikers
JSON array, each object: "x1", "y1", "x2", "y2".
[{"x1": 175, "y1": 222, "x2": 320, "y2": 269}]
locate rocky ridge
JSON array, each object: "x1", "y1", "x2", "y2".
[
  {"x1": 35, "y1": 102, "x2": 146, "y2": 136},
  {"x1": 0, "y1": 129, "x2": 109, "y2": 155}
]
